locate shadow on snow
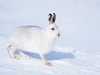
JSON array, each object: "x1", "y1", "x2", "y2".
[{"x1": 15, "y1": 50, "x2": 75, "y2": 60}]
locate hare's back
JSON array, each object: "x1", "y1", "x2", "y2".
[
  {"x1": 13, "y1": 25, "x2": 42, "y2": 33},
  {"x1": 9, "y1": 26, "x2": 44, "y2": 45}
]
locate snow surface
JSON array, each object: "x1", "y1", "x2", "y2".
[{"x1": 0, "y1": 0, "x2": 100, "y2": 75}]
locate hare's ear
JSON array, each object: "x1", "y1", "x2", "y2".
[
  {"x1": 52, "y1": 13, "x2": 56, "y2": 23},
  {"x1": 48, "y1": 13, "x2": 52, "y2": 23}
]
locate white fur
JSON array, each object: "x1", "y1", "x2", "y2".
[
  {"x1": 9, "y1": 24, "x2": 59, "y2": 54},
  {"x1": 8, "y1": 13, "x2": 60, "y2": 66}
]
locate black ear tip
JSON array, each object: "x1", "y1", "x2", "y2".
[
  {"x1": 49, "y1": 13, "x2": 52, "y2": 16},
  {"x1": 53, "y1": 13, "x2": 56, "y2": 15}
]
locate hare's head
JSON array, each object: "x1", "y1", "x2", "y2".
[{"x1": 46, "y1": 13, "x2": 60, "y2": 39}]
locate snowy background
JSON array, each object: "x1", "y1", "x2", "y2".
[{"x1": 0, "y1": 0, "x2": 100, "y2": 75}]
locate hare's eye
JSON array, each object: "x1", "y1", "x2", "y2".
[{"x1": 51, "y1": 28, "x2": 55, "y2": 31}]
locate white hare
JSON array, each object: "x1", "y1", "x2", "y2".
[{"x1": 7, "y1": 13, "x2": 60, "y2": 66}]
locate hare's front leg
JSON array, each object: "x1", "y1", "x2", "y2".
[
  {"x1": 18, "y1": 50, "x2": 30, "y2": 59},
  {"x1": 39, "y1": 54, "x2": 52, "y2": 66},
  {"x1": 7, "y1": 45, "x2": 19, "y2": 59}
]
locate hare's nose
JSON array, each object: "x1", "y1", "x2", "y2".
[{"x1": 58, "y1": 33, "x2": 60, "y2": 37}]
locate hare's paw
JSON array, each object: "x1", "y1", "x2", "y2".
[
  {"x1": 11, "y1": 55, "x2": 20, "y2": 60},
  {"x1": 19, "y1": 50, "x2": 31, "y2": 59},
  {"x1": 45, "y1": 62, "x2": 53, "y2": 66},
  {"x1": 20, "y1": 53, "x2": 30, "y2": 59},
  {"x1": 24, "y1": 55, "x2": 31, "y2": 59}
]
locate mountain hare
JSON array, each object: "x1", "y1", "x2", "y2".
[{"x1": 7, "y1": 13, "x2": 60, "y2": 66}]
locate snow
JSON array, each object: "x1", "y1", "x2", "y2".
[
  {"x1": 0, "y1": 0, "x2": 100, "y2": 75},
  {"x1": 0, "y1": 36, "x2": 100, "y2": 75}
]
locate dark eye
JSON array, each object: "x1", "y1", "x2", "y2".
[{"x1": 51, "y1": 28, "x2": 55, "y2": 31}]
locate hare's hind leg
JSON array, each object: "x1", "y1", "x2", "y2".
[
  {"x1": 39, "y1": 54, "x2": 52, "y2": 66},
  {"x1": 7, "y1": 45, "x2": 19, "y2": 59},
  {"x1": 18, "y1": 50, "x2": 30, "y2": 59}
]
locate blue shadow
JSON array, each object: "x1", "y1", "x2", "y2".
[{"x1": 15, "y1": 50, "x2": 74, "y2": 60}]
